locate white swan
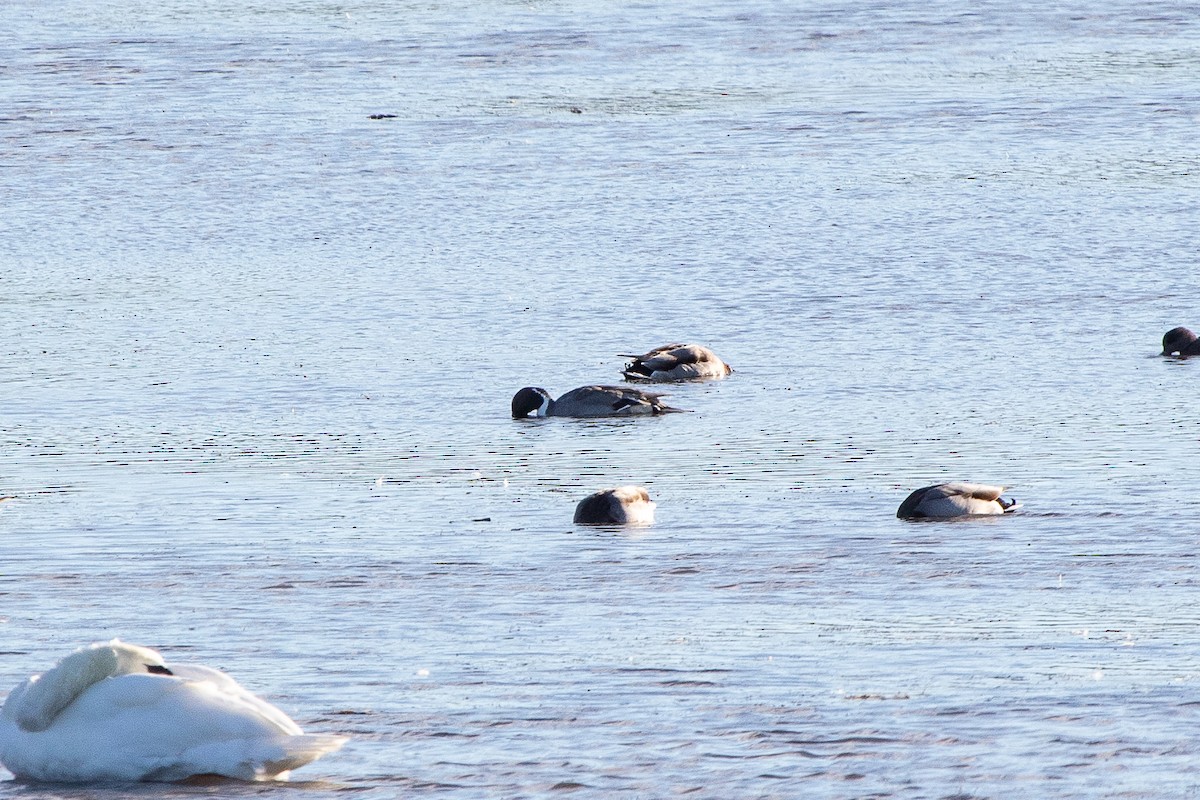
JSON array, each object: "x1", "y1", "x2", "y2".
[{"x1": 0, "y1": 640, "x2": 346, "y2": 783}]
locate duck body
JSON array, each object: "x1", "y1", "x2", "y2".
[
  {"x1": 896, "y1": 482, "x2": 1019, "y2": 519},
  {"x1": 620, "y1": 344, "x2": 731, "y2": 382},
  {"x1": 1162, "y1": 327, "x2": 1200, "y2": 356},
  {"x1": 511, "y1": 385, "x2": 683, "y2": 418},
  {"x1": 573, "y1": 486, "x2": 656, "y2": 525},
  {"x1": 0, "y1": 640, "x2": 346, "y2": 783}
]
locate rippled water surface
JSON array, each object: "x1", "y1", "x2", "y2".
[{"x1": 3, "y1": 0, "x2": 1200, "y2": 796}]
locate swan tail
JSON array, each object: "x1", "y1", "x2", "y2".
[
  {"x1": 141, "y1": 733, "x2": 348, "y2": 782},
  {"x1": 254, "y1": 733, "x2": 349, "y2": 780}
]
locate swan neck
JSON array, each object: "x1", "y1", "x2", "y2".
[{"x1": 9, "y1": 645, "x2": 122, "y2": 732}]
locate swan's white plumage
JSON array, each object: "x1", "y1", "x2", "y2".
[{"x1": 0, "y1": 640, "x2": 346, "y2": 783}]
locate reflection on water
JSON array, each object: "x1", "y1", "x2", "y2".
[{"x1": 3, "y1": 0, "x2": 1200, "y2": 796}]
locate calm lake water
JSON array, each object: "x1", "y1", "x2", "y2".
[{"x1": 3, "y1": 0, "x2": 1200, "y2": 796}]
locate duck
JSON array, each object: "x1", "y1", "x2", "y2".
[
  {"x1": 896, "y1": 482, "x2": 1020, "y2": 519},
  {"x1": 573, "y1": 486, "x2": 656, "y2": 525},
  {"x1": 0, "y1": 640, "x2": 347, "y2": 783},
  {"x1": 511, "y1": 385, "x2": 683, "y2": 418},
  {"x1": 620, "y1": 343, "x2": 732, "y2": 382},
  {"x1": 1162, "y1": 327, "x2": 1200, "y2": 357}
]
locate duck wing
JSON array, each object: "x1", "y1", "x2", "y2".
[
  {"x1": 617, "y1": 343, "x2": 689, "y2": 362},
  {"x1": 554, "y1": 385, "x2": 682, "y2": 416},
  {"x1": 941, "y1": 482, "x2": 1006, "y2": 502}
]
